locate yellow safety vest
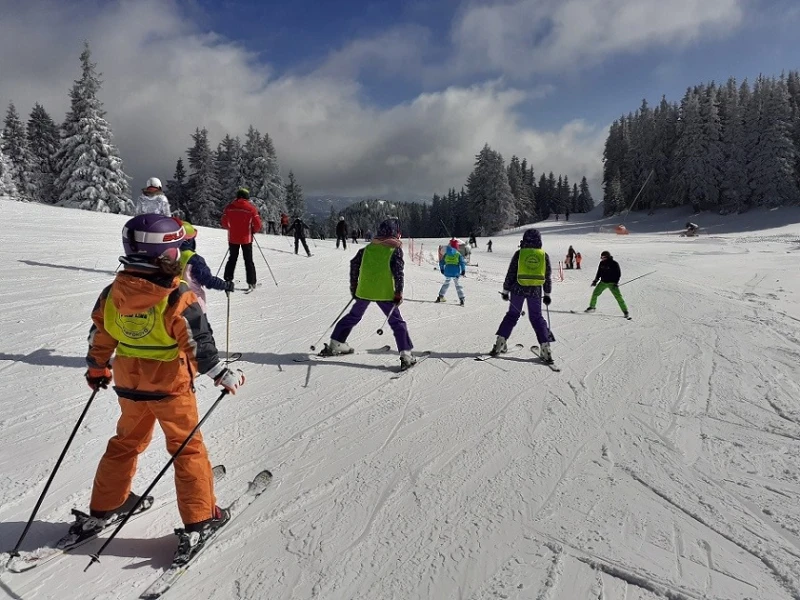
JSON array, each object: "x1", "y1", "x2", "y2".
[
  {"x1": 517, "y1": 248, "x2": 546, "y2": 287},
  {"x1": 104, "y1": 296, "x2": 179, "y2": 361},
  {"x1": 356, "y1": 244, "x2": 395, "y2": 301},
  {"x1": 179, "y1": 249, "x2": 195, "y2": 277}
]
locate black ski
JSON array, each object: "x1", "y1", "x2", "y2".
[
  {"x1": 530, "y1": 346, "x2": 561, "y2": 371},
  {"x1": 474, "y1": 342, "x2": 525, "y2": 361},
  {"x1": 139, "y1": 469, "x2": 272, "y2": 599},
  {"x1": 570, "y1": 309, "x2": 631, "y2": 320},
  {"x1": 293, "y1": 345, "x2": 391, "y2": 363},
  {"x1": 5, "y1": 465, "x2": 227, "y2": 574},
  {"x1": 391, "y1": 351, "x2": 432, "y2": 379}
]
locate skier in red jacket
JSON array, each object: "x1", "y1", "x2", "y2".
[{"x1": 221, "y1": 188, "x2": 262, "y2": 291}]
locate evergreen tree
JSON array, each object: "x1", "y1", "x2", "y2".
[
  {"x1": 285, "y1": 170, "x2": 305, "y2": 217},
  {"x1": 674, "y1": 88, "x2": 712, "y2": 210},
  {"x1": 652, "y1": 96, "x2": 679, "y2": 207},
  {"x1": 571, "y1": 183, "x2": 579, "y2": 213},
  {"x1": 0, "y1": 132, "x2": 19, "y2": 199},
  {"x1": 2, "y1": 103, "x2": 35, "y2": 201},
  {"x1": 27, "y1": 103, "x2": 60, "y2": 204},
  {"x1": 718, "y1": 78, "x2": 748, "y2": 212},
  {"x1": 577, "y1": 176, "x2": 595, "y2": 213},
  {"x1": 254, "y1": 133, "x2": 286, "y2": 221},
  {"x1": 54, "y1": 43, "x2": 132, "y2": 214},
  {"x1": 186, "y1": 128, "x2": 223, "y2": 226},
  {"x1": 465, "y1": 144, "x2": 517, "y2": 234},
  {"x1": 537, "y1": 172, "x2": 551, "y2": 219},
  {"x1": 748, "y1": 76, "x2": 799, "y2": 205},
  {"x1": 165, "y1": 158, "x2": 190, "y2": 220},
  {"x1": 215, "y1": 134, "x2": 244, "y2": 203}
]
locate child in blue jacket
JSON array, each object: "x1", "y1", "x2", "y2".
[{"x1": 436, "y1": 239, "x2": 467, "y2": 306}]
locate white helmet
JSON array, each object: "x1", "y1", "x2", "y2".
[
  {"x1": 339, "y1": 216, "x2": 345, "y2": 221},
  {"x1": 146, "y1": 177, "x2": 162, "y2": 190}
]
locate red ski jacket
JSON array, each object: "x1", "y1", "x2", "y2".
[{"x1": 221, "y1": 199, "x2": 262, "y2": 244}]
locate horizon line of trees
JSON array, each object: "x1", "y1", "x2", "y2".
[{"x1": 603, "y1": 71, "x2": 800, "y2": 216}]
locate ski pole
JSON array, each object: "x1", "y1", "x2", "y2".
[
  {"x1": 310, "y1": 298, "x2": 354, "y2": 351},
  {"x1": 215, "y1": 249, "x2": 229, "y2": 278},
  {"x1": 225, "y1": 290, "x2": 231, "y2": 363},
  {"x1": 498, "y1": 291, "x2": 525, "y2": 317},
  {"x1": 619, "y1": 270, "x2": 657, "y2": 287},
  {"x1": 377, "y1": 304, "x2": 398, "y2": 336},
  {"x1": 7, "y1": 389, "x2": 100, "y2": 564},
  {"x1": 85, "y1": 389, "x2": 230, "y2": 572},
  {"x1": 252, "y1": 236, "x2": 279, "y2": 286}
]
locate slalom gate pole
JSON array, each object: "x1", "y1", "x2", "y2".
[
  {"x1": 376, "y1": 304, "x2": 398, "y2": 336},
  {"x1": 215, "y1": 249, "x2": 229, "y2": 278},
  {"x1": 252, "y1": 236, "x2": 278, "y2": 286},
  {"x1": 619, "y1": 270, "x2": 657, "y2": 287},
  {"x1": 8, "y1": 389, "x2": 100, "y2": 562},
  {"x1": 85, "y1": 390, "x2": 230, "y2": 572},
  {"x1": 310, "y1": 298, "x2": 354, "y2": 351}
]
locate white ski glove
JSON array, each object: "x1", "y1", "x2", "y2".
[{"x1": 207, "y1": 363, "x2": 245, "y2": 394}]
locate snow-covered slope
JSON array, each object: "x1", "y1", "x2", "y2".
[{"x1": 2, "y1": 200, "x2": 800, "y2": 600}]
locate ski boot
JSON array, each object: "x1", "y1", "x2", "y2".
[
  {"x1": 173, "y1": 506, "x2": 231, "y2": 566},
  {"x1": 319, "y1": 339, "x2": 354, "y2": 357},
  {"x1": 435, "y1": 296, "x2": 446, "y2": 303},
  {"x1": 539, "y1": 342, "x2": 554, "y2": 365},
  {"x1": 399, "y1": 351, "x2": 417, "y2": 371},
  {"x1": 584, "y1": 307, "x2": 596, "y2": 313},
  {"x1": 459, "y1": 297, "x2": 465, "y2": 306},
  {"x1": 489, "y1": 335, "x2": 507, "y2": 357}
]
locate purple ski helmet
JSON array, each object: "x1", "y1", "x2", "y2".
[{"x1": 122, "y1": 214, "x2": 186, "y2": 259}]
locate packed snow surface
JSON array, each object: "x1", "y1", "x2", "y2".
[{"x1": 3, "y1": 200, "x2": 800, "y2": 600}]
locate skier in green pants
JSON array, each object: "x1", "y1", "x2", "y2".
[{"x1": 586, "y1": 250, "x2": 629, "y2": 318}]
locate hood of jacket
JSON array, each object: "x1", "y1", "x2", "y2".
[{"x1": 111, "y1": 270, "x2": 178, "y2": 314}]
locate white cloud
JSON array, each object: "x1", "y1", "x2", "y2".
[
  {"x1": 451, "y1": 0, "x2": 745, "y2": 77},
  {"x1": 0, "y1": 0, "x2": 606, "y2": 201}
]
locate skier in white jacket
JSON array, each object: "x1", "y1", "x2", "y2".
[{"x1": 134, "y1": 177, "x2": 172, "y2": 216}]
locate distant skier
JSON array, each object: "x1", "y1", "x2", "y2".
[
  {"x1": 586, "y1": 250, "x2": 629, "y2": 318},
  {"x1": 575, "y1": 252, "x2": 582, "y2": 270},
  {"x1": 290, "y1": 216, "x2": 312, "y2": 256},
  {"x1": 685, "y1": 222, "x2": 699, "y2": 236},
  {"x1": 336, "y1": 216, "x2": 348, "y2": 250},
  {"x1": 490, "y1": 228, "x2": 554, "y2": 364},
  {"x1": 468, "y1": 232, "x2": 477, "y2": 248},
  {"x1": 565, "y1": 209, "x2": 570, "y2": 221},
  {"x1": 221, "y1": 188, "x2": 262, "y2": 292},
  {"x1": 177, "y1": 220, "x2": 235, "y2": 313},
  {"x1": 280, "y1": 213, "x2": 289, "y2": 235},
  {"x1": 134, "y1": 177, "x2": 171, "y2": 216},
  {"x1": 436, "y1": 238, "x2": 467, "y2": 306},
  {"x1": 266, "y1": 219, "x2": 278, "y2": 235},
  {"x1": 351, "y1": 228, "x2": 359, "y2": 245},
  {"x1": 323, "y1": 218, "x2": 416, "y2": 370},
  {"x1": 82, "y1": 214, "x2": 244, "y2": 565},
  {"x1": 566, "y1": 245, "x2": 576, "y2": 269},
  {"x1": 487, "y1": 240, "x2": 493, "y2": 253}
]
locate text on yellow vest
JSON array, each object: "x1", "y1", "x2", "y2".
[{"x1": 104, "y1": 295, "x2": 180, "y2": 361}]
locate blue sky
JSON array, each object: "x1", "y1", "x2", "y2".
[{"x1": 1, "y1": 0, "x2": 799, "y2": 200}]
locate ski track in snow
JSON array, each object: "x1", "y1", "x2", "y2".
[{"x1": 4, "y1": 201, "x2": 800, "y2": 599}]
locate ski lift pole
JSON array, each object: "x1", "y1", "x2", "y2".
[{"x1": 621, "y1": 169, "x2": 654, "y2": 225}]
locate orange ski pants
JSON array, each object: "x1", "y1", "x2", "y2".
[{"x1": 90, "y1": 392, "x2": 216, "y2": 525}]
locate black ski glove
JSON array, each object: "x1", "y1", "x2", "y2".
[
  {"x1": 542, "y1": 295, "x2": 551, "y2": 306},
  {"x1": 500, "y1": 291, "x2": 510, "y2": 301},
  {"x1": 590, "y1": 280, "x2": 597, "y2": 287},
  {"x1": 224, "y1": 280, "x2": 235, "y2": 293}
]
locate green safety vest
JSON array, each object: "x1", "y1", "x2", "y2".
[
  {"x1": 444, "y1": 252, "x2": 461, "y2": 266},
  {"x1": 179, "y1": 249, "x2": 195, "y2": 277},
  {"x1": 355, "y1": 244, "x2": 396, "y2": 301},
  {"x1": 104, "y1": 296, "x2": 179, "y2": 361},
  {"x1": 517, "y1": 248, "x2": 546, "y2": 287}
]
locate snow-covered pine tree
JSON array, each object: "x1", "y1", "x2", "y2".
[
  {"x1": 602, "y1": 119, "x2": 628, "y2": 215},
  {"x1": 577, "y1": 176, "x2": 595, "y2": 213},
  {"x1": 0, "y1": 131, "x2": 19, "y2": 199},
  {"x1": 537, "y1": 172, "x2": 551, "y2": 219},
  {"x1": 2, "y1": 103, "x2": 35, "y2": 201},
  {"x1": 54, "y1": 43, "x2": 132, "y2": 214},
  {"x1": 570, "y1": 183, "x2": 579, "y2": 213},
  {"x1": 507, "y1": 155, "x2": 534, "y2": 225},
  {"x1": 674, "y1": 87, "x2": 712, "y2": 210},
  {"x1": 165, "y1": 158, "x2": 190, "y2": 220},
  {"x1": 652, "y1": 96, "x2": 679, "y2": 207},
  {"x1": 215, "y1": 134, "x2": 244, "y2": 203},
  {"x1": 465, "y1": 144, "x2": 516, "y2": 234},
  {"x1": 625, "y1": 99, "x2": 657, "y2": 210},
  {"x1": 186, "y1": 128, "x2": 223, "y2": 226},
  {"x1": 253, "y1": 133, "x2": 286, "y2": 222},
  {"x1": 284, "y1": 170, "x2": 305, "y2": 217},
  {"x1": 748, "y1": 76, "x2": 799, "y2": 206},
  {"x1": 27, "y1": 103, "x2": 60, "y2": 204},
  {"x1": 718, "y1": 78, "x2": 748, "y2": 212}
]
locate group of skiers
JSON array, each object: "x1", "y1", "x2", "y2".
[
  {"x1": 565, "y1": 245, "x2": 582, "y2": 269},
  {"x1": 65, "y1": 175, "x2": 631, "y2": 569}
]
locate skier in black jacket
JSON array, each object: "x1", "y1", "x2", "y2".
[
  {"x1": 290, "y1": 217, "x2": 312, "y2": 256},
  {"x1": 335, "y1": 216, "x2": 348, "y2": 250},
  {"x1": 585, "y1": 250, "x2": 628, "y2": 317}
]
